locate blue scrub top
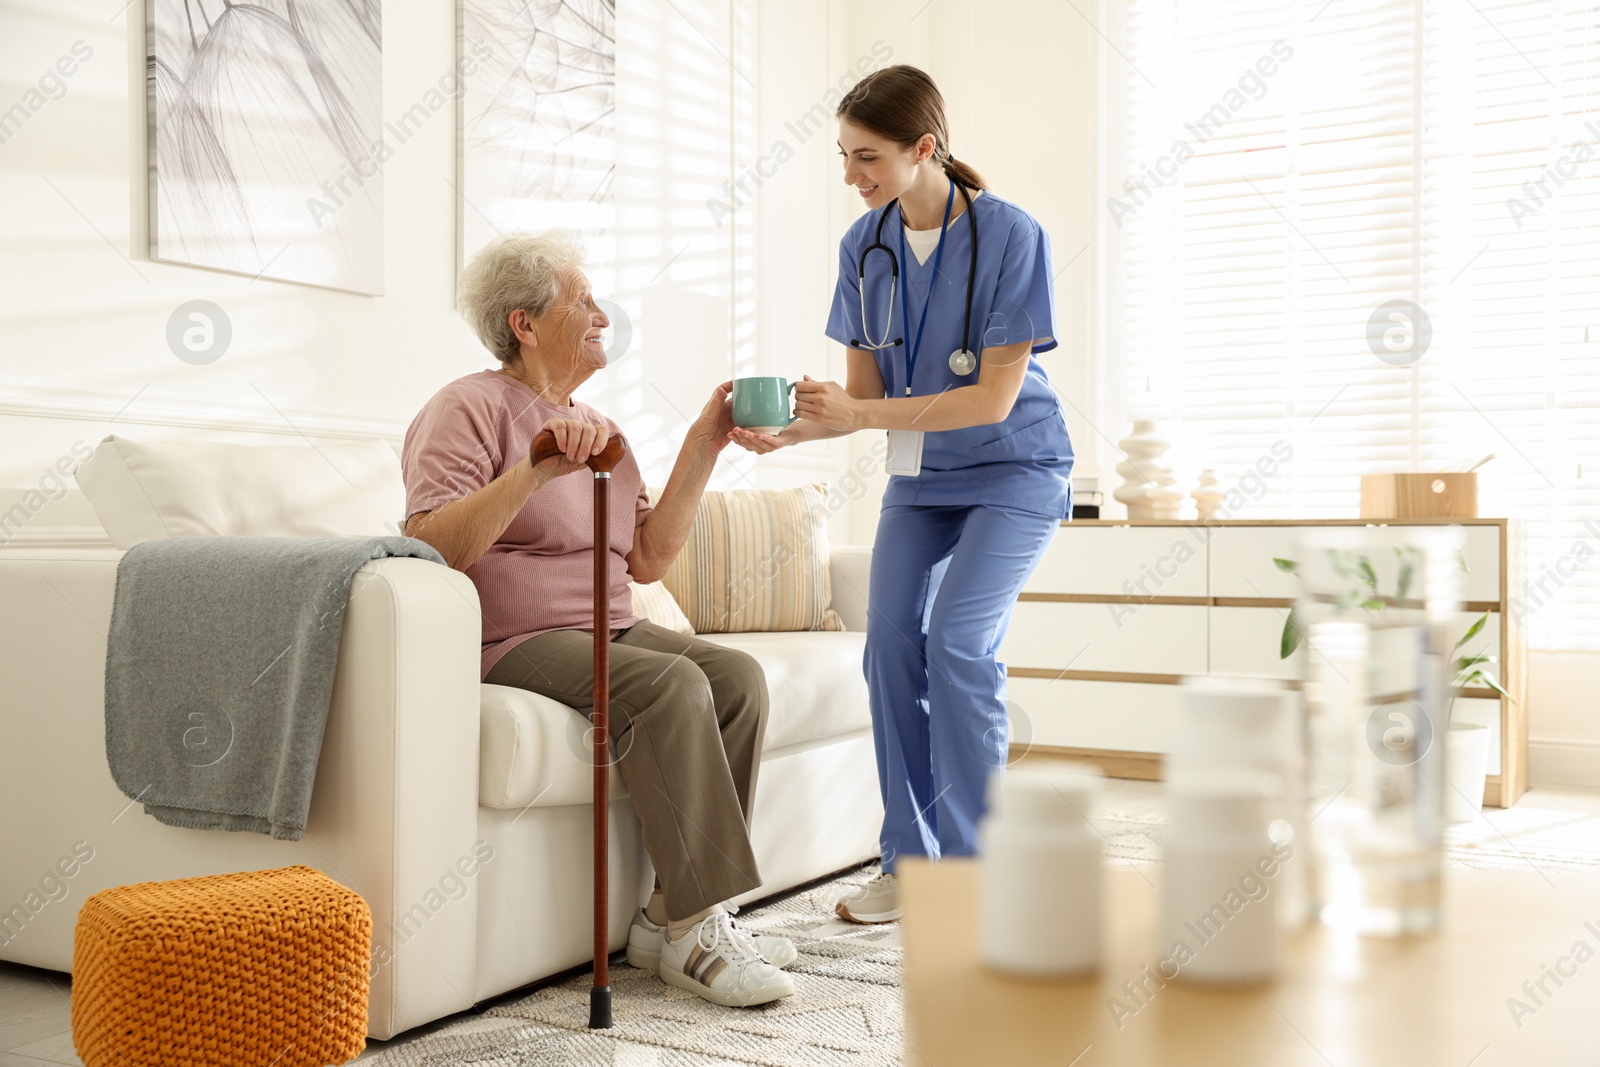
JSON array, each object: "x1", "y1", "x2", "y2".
[{"x1": 826, "y1": 189, "x2": 1075, "y2": 520}]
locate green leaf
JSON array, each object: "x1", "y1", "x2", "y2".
[
  {"x1": 1454, "y1": 654, "x2": 1491, "y2": 673},
  {"x1": 1453, "y1": 611, "x2": 1488, "y2": 650},
  {"x1": 1458, "y1": 549, "x2": 1470, "y2": 573},
  {"x1": 1273, "y1": 557, "x2": 1298, "y2": 574},
  {"x1": 1457, "y1": 669, "x2": 1511, "y2": 700},
  {"x1": 1395, "y1": 558, "x2": 1414, "y2": 602},
  {"x1": 1357, "y1": 558, "x2": 1378, "y2": 589},
  {"x1": 1361, "y1": 597, "x2": 1385, "y2": 611},
  {"x1": 1280, "y1": 606, "x2": 1304, "y2": 659}
]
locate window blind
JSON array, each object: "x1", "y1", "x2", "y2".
[{"x1": 1111, "y1": 0, "x2": 1600, "y2": 650}]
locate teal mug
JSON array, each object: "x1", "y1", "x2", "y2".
[{"x1": 731, "y1": 376, "x2": 798, "y2": 434}]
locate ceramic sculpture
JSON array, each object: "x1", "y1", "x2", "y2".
[
  {"x1": 1192, "y1": 468, "x2": 1224, "y2": 520},
  {"x1": 1114, "y1": 419, "x2": 1181, "y2": 520}
]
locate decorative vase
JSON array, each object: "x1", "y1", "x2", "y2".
[
  {"x1": 1148, "y1": 467, "x2": 1184, "y2": 519},
  {"x1": 1114, "y1": 419, "x2": 1176, "y2": 520},
  {"x1": 1444, "y1": 723, "x2": 1491, "y2": 825},
  {"x1": 1192, "y1": 468, "x2": 1224, "y2": 520}
]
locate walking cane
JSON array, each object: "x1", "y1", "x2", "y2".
[{"x1": 530, "y1": 426, "x2": 627, "y2": 1030}]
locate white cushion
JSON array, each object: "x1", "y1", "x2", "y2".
[
  {"x1": 698, "y1": 632, "x2": 869, "y2": 751},
  {"x1": 479, "y1": 685, "x2": 633, "y2": 809},
  {"x1": 73, "y1": 435, "x2": 404, "y2": 547},
  {"x1": 629, "y1": 581, "x2": 694, "y2": 634},
  {"x1": 478, "y1": 631, "x2": 870, "y2": 810}
]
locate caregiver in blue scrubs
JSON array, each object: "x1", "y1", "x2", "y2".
[{"x1": 731, "y1": 64, "x2": 1074, "y2": 924}]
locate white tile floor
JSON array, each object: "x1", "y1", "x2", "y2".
[{"x1": 6, "y1": 782, "x2": 1600, "y2": 1065}]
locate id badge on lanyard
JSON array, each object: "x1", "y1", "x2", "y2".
[
  {"x1": 885, "y1": 184, "x2": 957, "y2": 480},
  {"x1": 887, "y1": 429, "x2": 924, "y2": 476}
]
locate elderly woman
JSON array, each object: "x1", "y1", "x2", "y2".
[{"x1": 400, "y1": 231, "x2": 795, "y2": 1009}]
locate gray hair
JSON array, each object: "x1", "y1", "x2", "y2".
[{"x1": 457, "y1": 230, "x2": 587, "y2": 363}]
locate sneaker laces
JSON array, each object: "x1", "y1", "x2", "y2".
[
  {"x1": 724, "y1": 916, "x2": 764, "y2": 960},
  {"x1": 864, "y1": 872, "x2": 896, "y2": 891},
  {"x1": 697, "y1": 910, "x2": 763, "y2": 962}
]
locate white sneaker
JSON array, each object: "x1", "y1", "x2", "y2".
[
  {"x1": 835, "y1": 872, "x2": 900, "y2": 924},
  {"x1": 627, "y1": 906, "x2": 797, "y2": 970},
  {"x1": 657, "y1": 910, "x2": 796, "y2": 1007}
]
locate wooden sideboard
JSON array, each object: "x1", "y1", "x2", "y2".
[{"x1": 1003, "y1": 517, "x2": 1528, "y2": 807}]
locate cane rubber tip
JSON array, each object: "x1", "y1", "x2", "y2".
[{"x1": 589, "y1": 986, "x2": 613, "y2": 1029}]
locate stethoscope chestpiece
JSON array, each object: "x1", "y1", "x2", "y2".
[{"x1": 949, "y1": 348, "x2": 977, "y2": 376}]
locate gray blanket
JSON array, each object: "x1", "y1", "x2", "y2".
[{"x1": 104, "y1": 535, "x2": 447, "y2": 840}]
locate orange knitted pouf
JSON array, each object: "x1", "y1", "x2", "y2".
[{"x1": 71, "y1": 865, "x2": 371, "y2": 1067}]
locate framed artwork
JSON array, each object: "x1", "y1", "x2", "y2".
[
  {"x1": 457, "y1": 0, "x2": 616, "y2": 275},
  {"x1": 147, "y1": 0, "x2": 384, "y2": 294}
]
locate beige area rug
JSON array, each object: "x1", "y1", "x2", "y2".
[
  {"x1": 364, "y1": 865, "x2": 902, "y2": 1067},
  {"x1": 1096, "y1": 804, "x2": 1600, "y2": 875}
]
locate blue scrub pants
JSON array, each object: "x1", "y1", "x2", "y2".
[{"x1": 865, "y1": 503, "x2": 1059, "y2": 873}]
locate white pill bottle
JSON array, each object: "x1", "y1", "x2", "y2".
[
  {"x1": 979, "y1": 762, "x2": 1103, "y2": 976},
  {"x1": 1160, "y1": 771, "x2": 1284, "y2": 983}
]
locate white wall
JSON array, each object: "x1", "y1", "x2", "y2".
[
  {"x1": 0, "y1": 0, "x2": 1099, "y2": 550},
  {"x1": 1528, "y1": 653, "x2": 1600, "y2": 789},
  {"x1": 6, "y1": 0, "x2": 1586, "y2": 785},
  {"x1": 0, "y1": 0, "x2": 854, "y2": 544},
  {"x1": 1, "y1": 1, "x2": 479, "y2": 510}
]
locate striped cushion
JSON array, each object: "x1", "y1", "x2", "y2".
[{"x1": 658, "y1": 484, "x2": 845, "y2": 634}]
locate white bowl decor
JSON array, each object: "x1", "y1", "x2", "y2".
[{"x1": 1114, "y1": 419, "x2": 1180, "y2": 519}]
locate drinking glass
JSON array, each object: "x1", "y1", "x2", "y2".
[{"x1": 1295, "y1": 525, "x2": 1463, "y2": 936}]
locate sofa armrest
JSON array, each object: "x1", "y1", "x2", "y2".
[
  {"x1": 0, "y1": 550, "x2": 483, "y2": 1040},
  {"x1": 323, "y1": 556, "x2": 485, "y2": 1037},
  {"x1": 829, "y1": 545, "x2": 872, "y2": 632}
]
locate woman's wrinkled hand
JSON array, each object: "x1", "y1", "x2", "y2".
[
  {"x1": 728, "y1": 427, "x2": 789, "y2": 454},
  {"x1": 534, "y1": 417, "x2": 610, "y2": 477},
  {"x1": 691, "y1": 381, "x2": 737, "y2": 456}
]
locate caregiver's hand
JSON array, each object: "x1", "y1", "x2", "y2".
[
  {"x1": 534, "y1": 417, "x2": 610, "y2": 477},
  {"x1": 728, "y1": 427, "x2": 790, "y2": 454},
  {"x1": 792, "y1": 375, "x2": 861, "y2": 432}
]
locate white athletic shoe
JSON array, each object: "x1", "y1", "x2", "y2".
[
  {"x1": 657, "y1": 910, "x2": 797, "y2": 1007},
  {"x1": 627, "y1": 906, "x2": 797, "y2": 970},
  {"x1": 835, "y1": 872, "x2": 901, "y2": 924}
]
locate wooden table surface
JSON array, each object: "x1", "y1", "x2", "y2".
[{"x1": 899, "y1": 857, "x2": 1600, "y2": 1067}]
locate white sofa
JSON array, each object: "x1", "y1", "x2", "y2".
[{"x1": 0, "y1": 441, "x2": 880, "y2": 1040}]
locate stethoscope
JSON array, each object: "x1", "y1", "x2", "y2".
[{"x1": 850, "y1": 180, "x2": 980, "y2": 387}]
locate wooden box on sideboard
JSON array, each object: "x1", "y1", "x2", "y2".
[{"x1": 1360, "y1": 472, "x2": 1479, "y2": 519}]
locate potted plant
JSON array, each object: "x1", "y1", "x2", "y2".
[{"x1": 1275, "y1": 547, "x2": 1509, "y2": 821}]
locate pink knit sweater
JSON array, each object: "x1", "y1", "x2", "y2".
[{"x1": 401, "y1": 370, "x2": 649, "y2": 680}]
